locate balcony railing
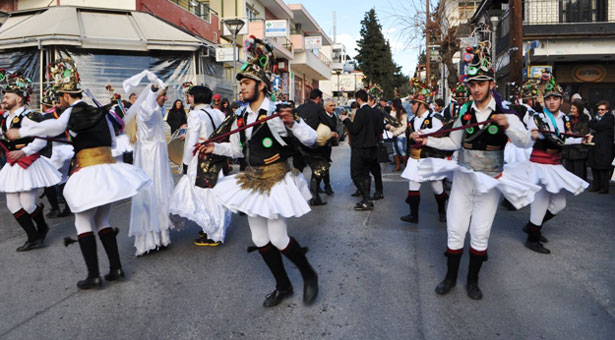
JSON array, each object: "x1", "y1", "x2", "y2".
[
  {"x1": 169, "y1": 0, "x2": 217, "y2": 23},
  {"x1": 523, "y1": 0, "x2": 615, "y2": 25}
]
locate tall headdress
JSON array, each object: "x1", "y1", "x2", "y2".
[
  {"x1": 538, "y1": 69, "x2": 563, "y2": 98},
  {"x1": 47, "y1": 57, "x2": 81, "y2": 94},
  {"x1": 2, "y1": 71, "x2": 33, "y2": 99},
  {"x1": 409, "y1": 77, "x2": 433, "y2": 105},
  {"x1": 105, "y1": 84, "x2": 122, "y2": 102},
  {"x1": 41, "y1": 85, "x2": 57, "y2": 107},
  {"x1": 368, "y1": 84, "x2": 384, "y2": 99},
  {"x1": 182, "y1": 81, "x2": 194, "y2": 95},
  {"x1": 237, "y1": 36, "x2": 275, "y2": 93},
  {"x1": 462, "y1": 41, "x2": 494, "y2": 82},
  {"x1": 452, "y1": 80, "x2": 470, "y2": 100}
]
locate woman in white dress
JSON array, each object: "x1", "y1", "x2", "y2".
[{"x1": 122, "y1": 71, "x2": 175, "y2": 256}]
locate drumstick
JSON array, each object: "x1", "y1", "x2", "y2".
[
  {"x1": 410, "y1": 119, "x2": 496, "y2": 149},
  {"x1": 534, "y1": 129, "x2": 595, "y2": 146}
]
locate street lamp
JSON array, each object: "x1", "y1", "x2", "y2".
[
  {"x1": 224, "y1": 18, "x2": 245, "y2": 101},
  {"x1": 335, "y1": 70, "x2": 341, "y2": 105},
  {"x1": 487, "y1": 10, "x2": 502, "y2": 82}
]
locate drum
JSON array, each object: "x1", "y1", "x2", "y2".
[
  {"x1": 315, "y1": 123, "x2": 332, "y2": 147},
  {"x1": 168, "y1": 128, "x2": 186, "y2": 165}
]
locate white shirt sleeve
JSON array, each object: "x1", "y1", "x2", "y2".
[
  {"x1": 19, "y1": 107, "x2": 72, "y2": 138},
  {"x1": 212, "y1": 120, "x2": 243, "y2": 158},
  {"x1": 420, "y1": 115, "x2": 443, "y2": 134},
  {"x1": 20, "y1": 116, "x2": 48, "y2": 155},
  {"x1": 425, "y1": 117, "x2": 463, "y2": 150},
  {"x1": 288, "y1": 118, "x2": 317, "y2": 147},
  {"x1": 182, "y1": 111, "x2": 201, "y2": 165},
  {"x1": 504, "y1": 114, "x2": 533, "y2": 148}
]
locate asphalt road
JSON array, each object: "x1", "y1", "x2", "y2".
[{"x1": 1, "y1": 143, "x2": 614, "y2": 339}]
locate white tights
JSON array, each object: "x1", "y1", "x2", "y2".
[
  {"x1": 74, "y1": 204, "x2": 112, "y2": 235},
  {"x1": 530, "y1": 188, "x2": 566, "y2": 225},
  {"x1": 6, "y1": 190, "x2": 37, "y2": 214},
  {"x1": 409, "y1": 180, "x2": 444, "y2": 195},
  {"x1": 247, "y1": 215, "x2": 290, "y2": 249}
]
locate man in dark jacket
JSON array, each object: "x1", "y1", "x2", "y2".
[
  {"x1": 341, "y1": 90, "x2": 380, "y2": 210},
  {"x1": 295, "y1": 89, "x2": 337, "y2": 205},
  {"x1": 588, "y1": 100, "x2": 614, "y2": 193}
]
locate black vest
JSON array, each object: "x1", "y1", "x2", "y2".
[
  {"x1": 461, "y1": 105, "x2": 509, "y2": 151},
  {"x1": 1, "y1": 109, "x2": 52, "y2": 157},
  {"x1": 67, "y1": 102, "x2": 112, "y2": 153},
  {"x1": 531, "y1": 111, "x2": 570, "y2": 153},
  {"x1": 239, "y1": 108, "x2": 292, "y2": 166},
  {"x1": 407, "y1": 112, "x2": 453, "y2": 158}
]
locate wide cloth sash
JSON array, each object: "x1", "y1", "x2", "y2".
[{"x1": 530, "y1": 149, "x2": 562, "y2": 165}]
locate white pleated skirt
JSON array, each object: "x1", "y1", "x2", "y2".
[
  {"x1": 168, "y1": 157, "x2": 231, "y2": 242},
  {"x1": 213, "y1": 170, "x2": 312, "y2": 220},
  {"x1": 401, "y1": 157, "x2": 447, "y2": 182},
  {"x1": 504, "y1": 160, "x2": 589, "y2": 195},
  {"x1": 0, "y1": 157, "x2": 62, "y2": 193},
  {"x1": 64, "y1": 162, "x2": 152, "y2": 213},
  {"x1": 504, "y1": 143, "x2": 531, "y2": 165},
  {"x1": 418, "y1": 158, "x2": 541, "y2": 209}
]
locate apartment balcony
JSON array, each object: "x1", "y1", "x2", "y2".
[
  {"x1": 523, "y1": 0, "x2": 615, "y2": 37},
  {"x1": 248, "y1": 19, "x2": 293, "y2": 60},
  {"x1": 291, "y1": 51, "x2": 331, "y2": 80}
]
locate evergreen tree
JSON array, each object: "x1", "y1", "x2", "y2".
[{"x1": 355, "y1": 9, "x2": 406, "y2": 98}]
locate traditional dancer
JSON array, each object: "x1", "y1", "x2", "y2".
[
  {"x1": 120, "y1": 70, "x2": 175, "y2": 255},
  {"x1": 199, "y1": 37, "x2": 319, "y2": 307},
  {"x1": 400, "y1": 78, "x2": 450, "y2": 224},
  {"x1": 295, "y1": 89, "x2": 337, "y2": 205},
  {"x1": 413, "y1": 42, "x2": 539, "y2": 300},
  {"x1": 40, "y1": 86, "x2": 73, "y2": 217},
  {"x1": 0, "y1": 72, "x2": 61, "y2": 251},
  {"x1": 6, "y1": 58, "x2": 151, "y2": 289},
  {"x1": 169, "y1": 83, "x2": 231, "y2": 247},
  {"x1": 505, "y1": 70, "x2": 590, "y2": 254}
]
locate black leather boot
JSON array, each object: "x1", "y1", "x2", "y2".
[
  {"x1": 258, "y1": 243, "x2": 293, "y2": 307},
  {"x1": 309, "y1": 176, "x2": 326, "y2": 206},
  {"x1": 282, "y1": 237, "x2": 318, "y2": 305},
  {"x1": 98, "y1": 228, "x2": 124, "y2": 282},
  {"x1": 542, "y1": 210, "x2": 555, "y2": 224},
  {"x1": 323, "y1": 170, "x2": 334, "y2": 195},
  {"x1": 77, "y1": 232, "x2": 103, "y2": 289},
  {"x1": 14, "y1": 209, "x2": 42, "y2": 252},
  {"x1": 400, "y1": 191, "x2": 420, "y2": 223},
  {"x1": 30, "y1": 205, "x2": 49, "y2": 242},
  {"x1": 522, "y1": 222, "x2": 548, "y2": 243},
  {"x1": 434, "y1": 192, "x2": 448, "y2": 223},
  {"x1": 524, "y1": 222, "x2": 550, "y2": 254},
  {"x1": 44, "y1": 186, "x2": 60, "y2": 217},
  {"x1": 467, "y1": 251, "x2": 488, "y2": 300},
  {"x1": 354, "y1": 178, "x2": 373, "y2": 211},
  {"x1": 435, "y1": 250, "x2": 462, "y2": 295}
]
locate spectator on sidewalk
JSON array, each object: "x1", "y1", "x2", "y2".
[
  {"x1": 563, "y1": 100, "x2": 590, "y2": 181},
  {"x1": 588, "y1": 100, "x2": 614, "y2": 194}
]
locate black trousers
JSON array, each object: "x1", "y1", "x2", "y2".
[
  {"x1": 350, "y1": 147, "x2": 378, "y2": 200},
  {"x1": 564, "y1": 158, "x2": 587, "y2": 181},
  {"x1": 591, "y1": 168, "x2": 611, "y2": 193}
]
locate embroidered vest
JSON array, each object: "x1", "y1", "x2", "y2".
[{"x1": 239, "y1": 108, "x2": 292, "y2": 167}]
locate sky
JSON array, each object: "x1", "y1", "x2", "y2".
[{"x1": 291, "y1": 0, "x2": 421, "y2": 76}]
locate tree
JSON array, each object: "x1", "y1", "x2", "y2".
[
  {"x1": 387, "y1": 0, "x2": 462, "y2": 91},
  {"x1": 355, "y1": 9, "x2": 405, "y2": 99}
]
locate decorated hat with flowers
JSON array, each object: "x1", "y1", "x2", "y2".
[
  {"x1": 538, "y1": 69, "x2": 564, "y2": 98},
  {"x1": 368, "y1": 83, "x2": 384, "y2": 99},
  {"x1": 105, "y1": 84, "x2": 122, "y2": 102},
  {"x1": 462, "y1": 41, "x2": 494, "y2": 82},
  {"x1": 47, "y1": 57, "x2": 81, "y2": 94},
  {"x1": 452, "y1": 80, "x2": 470, "y2": 100},
  {"x1": 409, "y1": 77, "x2": 433, "y2": 105},
  {"x1": 2, "y1": 71, "x2": 33, "y2": 98},
  {"x1": 41, "y1": 85, "x2": 58, "y2": 107},
  {"x1": 237, "y1": 36, "x2": 275, "y2": 93}
]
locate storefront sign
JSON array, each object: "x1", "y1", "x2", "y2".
[
  {"x1": 573, "y1": 64, "x2": 606, "y2": 82},
  {"x1": 305, "y1": 36, "x2": 322, "y2": 50},
  {"x1": 527, "y1": 65, "x2": 552, "y2": 79},
  {"x1": 265, "y1": 20, "x2": 287, "y2": 37},
  {"x1": 215, "y1": 47, "x2": 236, "y2": 62}
]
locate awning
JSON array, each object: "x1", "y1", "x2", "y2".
[{"x1": 0, "y1": 6, "x2": 211, "y2": 51}]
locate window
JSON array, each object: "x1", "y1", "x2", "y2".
[
  {"x1": 458, "y1": 1, "x2": 480, "y2": 22},
  {"x1": 560, "y1": 0, "x2": 608, "y2": 22},
  {"x1": 246, "y1": 4, "x2": 259, "y2": 21}
]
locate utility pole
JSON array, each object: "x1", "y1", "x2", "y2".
[
  {"x1": 509, "y1": 0, "x2": 523, "y2": 86},
  {"x1": 425, "y1": 0, "x2": 430, "y2": 82}
]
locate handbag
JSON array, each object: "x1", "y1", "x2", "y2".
[{"x1": 377, "y1": 140, "x2": 392, "y2": 163}]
